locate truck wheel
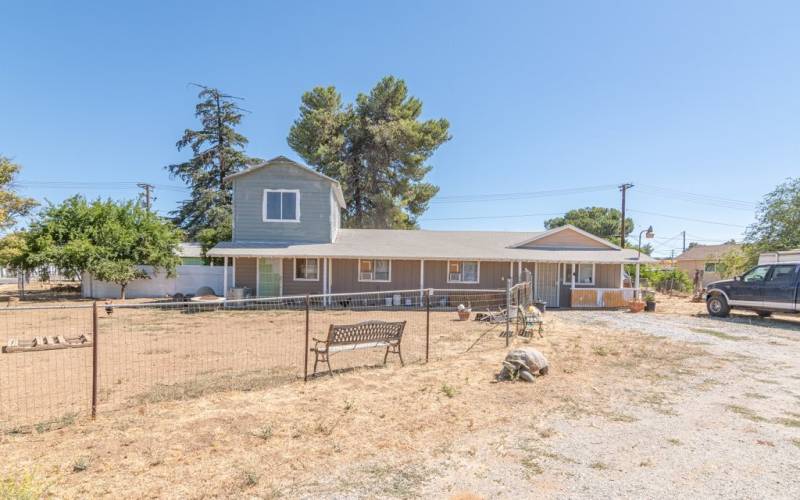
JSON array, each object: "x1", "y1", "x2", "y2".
[
  {"x1": 707, "y1": 294, "x2": 730, "y2": 317},
  {"x1": 756, "y1": 310, "x2": 772, "y2": 318}
]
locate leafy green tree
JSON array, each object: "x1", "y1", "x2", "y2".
[
  {"x1": 0, "y1": 156, "x2": 38, "y2": 230},
  {"x1": 23, "y1": 196, "x2": 182, "y2": 299},
  {"x1": 544, "y1": 207, "x2": 633, "y2": 246},
  {"x1": 717, "y1": 247, "x2": 755, "y2": 278},
  {"x1": 166, "y1": 85, "x2": 259, "y2": 249},
  {"x1": 288, "y1": 76, "x2": 451, "y2": 228},
  {"x1": 745, "y1": 177, "x2": 800, "y2": 254}
]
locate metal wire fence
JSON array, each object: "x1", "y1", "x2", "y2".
[{"x1": 0, "y1": 285, "x2": 533, "y2": 431}]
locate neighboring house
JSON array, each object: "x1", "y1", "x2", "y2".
[
  {"x1": 675, "y1": 243, "x2": 740, "y2": 286},
  {"x1": 178, "y1": 242, "x2": 206, "y2": 266},
  {"x1": 206, "y1": 156, "x2": 655, "y2": 308}
]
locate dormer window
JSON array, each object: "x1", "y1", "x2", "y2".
[{"x1": 263, "y1": 189, "x2": 300, "y2": 222}]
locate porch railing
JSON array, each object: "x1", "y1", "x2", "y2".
[{"x1": 570, "y1": 287, "x2": 638, "y2": 308}]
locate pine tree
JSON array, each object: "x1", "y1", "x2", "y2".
[
  {"x1": 166, "y1": 85, "x2": 258, "y2": 248},
  {"x1": 288, "y1": 76, "x2": 450, "y2": 229}
]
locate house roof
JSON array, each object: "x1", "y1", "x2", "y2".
[
  {"x1": 676, "y1": 243, "x2": 739, "y2": 261},
  {"x1": 177, "y1": 242, "x2": 203, "y2": 258},
  {"x1": 207, "y1": 226, "x2": 656, "y2": 264},
  {"x1": 225, "y1": 156, "x2": 346, "y2": 207}
]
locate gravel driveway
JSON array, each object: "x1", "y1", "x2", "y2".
[{"x1": 523, "y1": 310, "x2": 800, "y2": 499}]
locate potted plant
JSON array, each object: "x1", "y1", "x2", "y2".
[
  {"x1": 457, "y1": 303, "x2": 472, "y2": 321},
  {"x1": 644, "y1": 292, "x2": 656, "y2": 312},
  {"x1": 628, "y1": 300, "x2": 645, "y2": 313}
]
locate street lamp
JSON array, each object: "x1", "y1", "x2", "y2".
[{"x1": 638, "y1": 225, "x2": 654, "y2": 259}]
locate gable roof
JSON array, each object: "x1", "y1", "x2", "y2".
[
  {"x1": 676, "y1": 243, "x2": 740, "y2": 261},
  {"x1": 511, "y1": 225, "x2": 621, "y2": 250},
  {"x1": 225, "y1": 156, "x2": 346, "y2": 207}
]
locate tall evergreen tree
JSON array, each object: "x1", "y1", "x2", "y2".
[
  {"x1": 288, "y1": 76, "x2": 451, "y2": 229},
  {"x1": 166, "y1": 85, "x2": 258, "y2": 249}
]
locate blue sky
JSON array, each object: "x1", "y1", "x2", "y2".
[{"x1": 2, "y1": 1, "x2": 798, "y2": 257}]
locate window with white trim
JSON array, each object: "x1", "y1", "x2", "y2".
[
  {"x1": 448, "y1": 260, "x2": 479, "y2": 283},
  {"x1": 263, "y1": 189, "x2": 300, "y2": 222},
  {"x1": 704, "y1": 262, "x2": 718, "y2": 273},
  {"x1": 294, "y1": 258, "x2": 319, "y2": 280},
  {"x1": 562, "y1": 263, "x2": 594, "y2": 285},
  {"x1": 359, "y1": 259, "x2": 391, "y2": 282}
]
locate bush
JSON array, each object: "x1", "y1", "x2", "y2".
[{"x1": 637, "y1": 267, "x2": 692, "y2": 293}]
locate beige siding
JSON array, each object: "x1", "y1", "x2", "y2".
[
  {"x1": 330, "y1": 259, "x2": 421, "y2": 293},
  {"x1": 282, "y1": 258, "x2": 324, "y2": 295},
  {"x1": 520, "y1": 229, "x2": 611, "y2": 249},
  {"x1": 595, "y1": 264, "x2": 622, "y2": 288},
  {"x1": 234, "y1": 258, "x2": 257, "y2": 292},
  {"x1": 423, "y1": 260, "x2": 511, "y2": 289}
]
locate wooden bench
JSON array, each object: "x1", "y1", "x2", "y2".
[{"x1": 311, "y1": 320, "x2": 406, "y2": 376}]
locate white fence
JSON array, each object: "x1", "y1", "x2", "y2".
[{"x1": 82, "y1": 265, "x2": 232, "y2": 299}]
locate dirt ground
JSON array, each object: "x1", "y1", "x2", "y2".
[{"x1": 2, "y1": 293, "x2": 800, "y2": 498}]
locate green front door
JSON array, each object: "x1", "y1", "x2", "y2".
[{"x1": 258, "y1": 258, "x2": 282, "y2": 297}]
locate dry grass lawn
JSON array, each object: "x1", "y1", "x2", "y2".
[{"x1": 0, "y1": 309, "x2": 710, "y2": 498}]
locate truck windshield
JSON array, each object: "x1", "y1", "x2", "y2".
[{"x1": 742, "y1": 266, "x2": 769, "y2": 282}]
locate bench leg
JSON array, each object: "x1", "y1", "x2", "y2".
[
  {"x1": 326, "y1": 354, "x2": 333, "y2": 377},
  {"x1": 397, "y1": 344, "x2": 404, "y2": 366},
  {"x1": 313, "y1": 351, "x2": 319, "y2": 376}
]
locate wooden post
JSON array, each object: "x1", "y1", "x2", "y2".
[
  {"x1": 91, "y1": 301, "x2": 98, "y2": 419},
  {"x1": 304, "y1": 294, "x2": 310, "y2": 382},
  {"x1": 505, "y1": 279, "x2": 511, "y2": 347},
  {"x1": 425, "y1": 289, "x2": 430, "y2": 363}
]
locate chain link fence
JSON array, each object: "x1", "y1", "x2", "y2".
[{"x1": 0, "y1": 283, "x2": 534, "y2": 431}]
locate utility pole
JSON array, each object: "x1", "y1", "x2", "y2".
[
  {"x1": 137, "y1": 183, "x2": 154, "y2": 211},
  {"x1": 619, "y1": 183, "x2": 634, "y2": 248},
  {"x1": 682, "y1": 230, "x2": 686, "y2": 253}
]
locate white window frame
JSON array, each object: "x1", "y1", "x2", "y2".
[
  {"x1": 293, "y1": 258, "x2": 319, "y2": 281},
  {"x1": 562, "y1": 263, "x2": 595, "y2": 285},
  {"x1": 446, "y1": 260, "x2": 480, "y2": 284},
  {"x1": 704, "y1": 262, "x2": 718, "y2": 273},
  {"x1": 358, "y1": 259, "x2": 392, "y2": 282},
  {"x1": 263, "y1": 189, "x2": 301, "y2": 223}
]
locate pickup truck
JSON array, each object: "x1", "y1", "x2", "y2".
[{"x1": 705, "y1": 262, "x2": 800, "y2": 317}]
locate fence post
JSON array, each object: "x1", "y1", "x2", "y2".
[
  {"x1": 505, "y1": 280, "x2": 511, "y2": 347},
  {"x1": 304, "y1": 294, "x2": 310, "y2": 382},
  {"x1": 425, "y1": 289, "x2": 430, "y2": 363},
  {"x1": 91, "y1": 301, "x2": 98, "y2": 419}
]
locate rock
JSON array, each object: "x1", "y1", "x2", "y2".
[{"x1": 496, "y1": 348, "x2": 549, "y2": 382}]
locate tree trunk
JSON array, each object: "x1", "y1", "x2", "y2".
[{"x1": 120, "y1": 283, "x2": 127, "y2": 300}]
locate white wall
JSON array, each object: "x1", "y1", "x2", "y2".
[
  {"x1": 758, "y1": 250, "x2": 800, "y2": 265},
  {"x1": 82, "y1": 265, "x2": 233, "y2": 299}
]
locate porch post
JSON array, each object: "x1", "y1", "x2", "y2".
[
  {"x1": 509, "y1": 261, "x2": 514, "y2": 284},
  {"x1": 255, "y1": 257, "x2": 260, "y2": 298},
  {"x1": 635, "y1": 262, "x2": 641, "y2": 299},
  {"x1": 419, "y1": 259, "x2": 425, "y2": 303},
  {"x1": 223, "y1": 256, "x2": 228, "y2": 298},
  {"x1": 517, "y1": 261, "x2": 522, "y2": 284},
  {"x1": 232, "y1": 257, "x2": 236, "y2": 288},
  {"x1": 571, "y1": 263, "x2": 576, "y2": 289},
  {"x1": 322, "y1": 257, "x2": 328, "y2": 305},
  {"x1": 328, "y1": 258, "x2": 333, "y2": 296},
  {"x1": 620, "y1": 263, "x2": 625, "y2": 288}
]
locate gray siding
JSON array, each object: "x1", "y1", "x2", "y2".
[
  {"x1": 423, "y1": 260, "x2": 511, "y2": 289},
  {"x1": 330, "y1": 259, "x2": 421, "y2": 293},
  {"x1": 282, "y1": 258, "x2": 324, "y2": 295},
  {"x1": 234, "y1": 257, "x2": 257, "y2": 292},
  {"x1": 232, "y1": 160, "x2": 334, "y2": 243}
]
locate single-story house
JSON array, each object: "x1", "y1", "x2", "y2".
[
  {"x1": 206, "y1": 156, "x2": 655, "y2": 308},
  {"x1": 675, "y1": 243, "x2": 740, "y2": 286}
]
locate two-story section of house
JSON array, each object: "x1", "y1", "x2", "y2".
[{"x1": 207, "y1": 156, "x2": 654, "y2": 307}]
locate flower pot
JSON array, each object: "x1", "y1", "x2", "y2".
[
  {"x1": 645, "y1": 300, "x2": 656, "y2": 312},
  {"x1": 458, "y1": 309, "x2": 471, "y2": 321},
  {"x1": 628, "y1": 301, "x2": 645, "y2": 313}
]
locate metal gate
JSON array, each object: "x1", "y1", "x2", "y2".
[{"x1": 535, "y1": 263, "x2": 560, "y2": 307}]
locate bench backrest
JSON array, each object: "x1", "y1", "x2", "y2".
[{"x1": 327, "y1": 320, "x2": 406, "y2": 346}]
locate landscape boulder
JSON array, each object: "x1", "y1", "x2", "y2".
[{"x1": 496, "y1": 347, "x2": 549, "y2": 382}]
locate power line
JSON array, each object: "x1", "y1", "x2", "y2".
[
  {"x1": 430, "y1": 185, "x2": 618, "y2": 204},
  {"x1": 421, "y1": 211, "x2": 565, "y2": 222},
  {"x1": 627, "y1": 209, "x2": 748, "y2": 228}
]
